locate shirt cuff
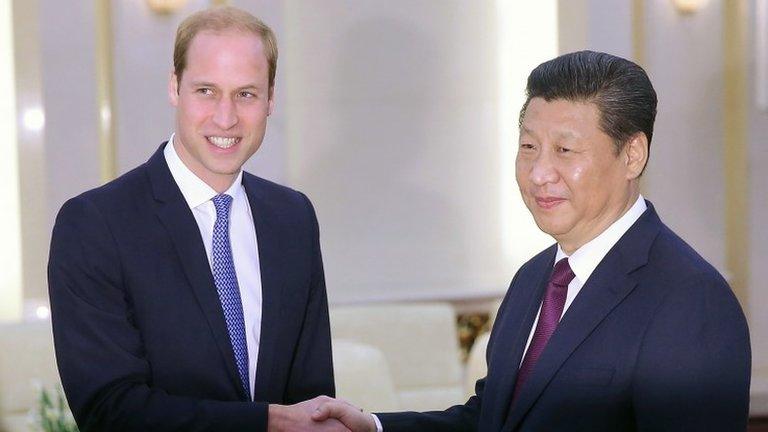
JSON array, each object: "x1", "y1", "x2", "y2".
[{"x1": 371, "y1": 413, "x2": 384, "y2": 432}]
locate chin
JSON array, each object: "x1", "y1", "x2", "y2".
[
  {"x1": 204, "y1": 160, "x2": 243, "y2": 176},
  {"x1": 215, "y1": 166, "x2": 243, "y2": 176},
  {"x1": 530, "y1": 217, "x2": 551, "y2": 234},
  {"x1": 532, "y1": 217, "x2": 568, "y2": 238}
]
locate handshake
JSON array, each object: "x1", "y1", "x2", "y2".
[{"x1": 268, "y1": 396, "x2": 378, "y2": 432}]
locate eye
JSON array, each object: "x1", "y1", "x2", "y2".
[
  {"x1": 519, "y1": 143, "x2": 536, "y2": 151},
  {"x1": 238, "y1": 91, "x2": 256, "y2": 99},
  {"x1": 196, "y1": 87, "x2": 214, "y2": 96},
  {"x1": 556, "y1": 145, "x2": 572, "y2": 153}
]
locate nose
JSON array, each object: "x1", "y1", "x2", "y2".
[
  {"x1": 212, "y1": 96, "x2": 238, "y2": 130},
  {"x1": 527, "y1": 150, "x2": 559, "y2": 186}
]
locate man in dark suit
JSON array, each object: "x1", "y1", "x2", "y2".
[
  {"x1": 312, "y1": 51, "x2": 751, "y2": 431},
  {"x1": 48, "y1": 6, "x2": 344, "y2": 432}
]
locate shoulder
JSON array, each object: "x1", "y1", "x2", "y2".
[
  {"x1": 56, "y1": 164, "x2": 152, "y2": 225},
  {"x1": 640, "y1": 222, "x2": 746, "y2": 335},
  {"x1": 242, "y1": 172, "x2": 317, "y2": 216},
  {"x1": 647, "y1": 224, "x2": 723, "y2": 282},
  {"x1": 241, "y1": 172, "x2": 322, "y2": 242},
  {"x1": 642, "y1": 224, "x2": 740, "y2": 318},
  {"x1": 243, "y1": 172, "x2": 309, "y2": 203},
  {"x1": 49, "y1": 169, "x2": 152, "y2": 270}
]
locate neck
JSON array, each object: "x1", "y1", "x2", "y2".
[
  {"x1": 208, "y1": 176, "x2": 238, "y2": 194},
  {"x1": 558, "y1": 189, "x2": 641, "y2": 255},
  {"x1": 172, "y1": 136, "x2": 238, "y2": 194}
]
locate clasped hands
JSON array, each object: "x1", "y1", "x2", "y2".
[{"x1": 268, "y1": 396, "x2": 376, "y2": 432}]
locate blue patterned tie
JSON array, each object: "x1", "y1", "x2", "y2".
[{"x1": 211, "y1": 194, "x2": 250, "y2": 397}]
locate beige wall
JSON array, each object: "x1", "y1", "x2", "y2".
[
  {"x1": 279, "y1": 1, "x2": 557, "y2": 303},
  {"x1": 39, "y1": 0, "x2": 101, "y2": 227},
  {"x1": 749, "y1": 0, "x2": 768, "y2": 381},
  {"x1": 643, "y1": 0, "x2": 727, "y2": 275},
  {"x1": 12, "y1": 0, "x2": 45, "y2": 310},
  {"x1": 282, "y1": 0, "x2": 508, "y2": 303}
]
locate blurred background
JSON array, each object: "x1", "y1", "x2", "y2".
[{"x1": 0, "y1": 0, "x2": 766, "y2": 429}]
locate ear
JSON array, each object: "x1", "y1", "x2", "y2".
[
  {"x1": 623, "y1": 132, "x2": 648, "y2": 180},
  {"x1": 267, "y1": 86, "x2": 275, "y2": 116},
  {"x1": 168, "y1": 71, "x2": 180, "y2": 107}
]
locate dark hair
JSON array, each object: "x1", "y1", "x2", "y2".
[{"x1": 520, "y1": 50, "x2": 657, "y2": 158}]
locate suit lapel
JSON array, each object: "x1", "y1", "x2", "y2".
[
  {"x1": 479, "y1": 248, "x2": 555, "y2": 431},
  {"x1": 503, "y1": 203, "x2": 661, "y2": 431},
  {"x1": 242, "y1": 174, "x2": 286, "y2": 402},
  {"x1": 146, "y1": 144, "x2": 247, "y2": 400},
  {"x1": 503, "y1": 255, "x2": 637, "y2": 431}
]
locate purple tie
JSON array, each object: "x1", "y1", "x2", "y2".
[{"x1": 512, "y1": 258, "x2": 575, "y2": 403}]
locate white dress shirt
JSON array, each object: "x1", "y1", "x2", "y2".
[
  {"x1": 520, "y1": 194, "x2": 647, "y2": 362},
  {"x1": 373, "y1": 195, "x2": 647, "y2": 432},
  {"x1": 164, "y1": 135, "x2": 263, "y2": 400}
]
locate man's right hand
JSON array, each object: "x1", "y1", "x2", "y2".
[
  {"x1": 312, "y1": 399, "x2": 377, "y2": 432},
  {"x1": 268, "y1": 396, "x2": 350, "y2": 432}
]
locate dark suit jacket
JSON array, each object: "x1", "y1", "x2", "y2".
[
  {"x1": 48, "y1": 144, "x2": 335, "y2": 432},
  {"x1": 379, "y1": 202, "x2": 750, "y2": 431}
]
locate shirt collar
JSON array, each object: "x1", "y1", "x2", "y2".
[
  {"x1": 164, "y1": 133, "x2": 244, "y2": 209},
  {"x1": 555, "y1": 195, "x2": 647, "y2": 283}
]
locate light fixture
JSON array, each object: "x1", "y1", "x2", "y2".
[
  {"x1": 35, "y1": 305, "x2": 50, "y2": 320},
  {"x1": 22, "y1": 107, "x2": 45, "y2": 132},
  {"x1": 672, "y1": 0, "x2": 707, "y2": 15},
  {"x1": 146, "y1": 0, "x2": 188, "y2": 14},
  {"x1": 22, "y1": 299, "x2": 51, "y2": 321}
]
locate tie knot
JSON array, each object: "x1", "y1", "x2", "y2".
[
  {"x1": 551, "y1": 258, "x2": 575, "y2": 287},
  {"x1": 212, "y1": 194, "x2": 233, "y2": 219}
]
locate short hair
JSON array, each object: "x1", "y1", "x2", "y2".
[
  {"x1": 520, "y1": 50, "x2": 657, "y2": 157},
  {"x1": 173, "y1": 6, "x2": 278, "y2": 95}
]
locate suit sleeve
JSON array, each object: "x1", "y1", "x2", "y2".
[
  {"x1": 632, "y1": 271, "x2": 751, "y2": 431},
  {"x1": 48, "y1": 196, "x2": 268, "y2": 432},
  {"x1": 374, "y1": 263, "x2": 526, "y2": 432},
  {"x1": 375, "y1": 384, "x2": 482, "y2": 432},
  {"x1": 283, "y1": 193, "x2": 335, "y2": 402},
  {"x1": 374, "y1": 308, "x2": 492, "y2": 431}
]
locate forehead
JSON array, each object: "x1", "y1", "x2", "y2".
[
  {"x1": 521, "y1": 98, "x2": 602, "y2": 138},
  {"x1": 185, "y1": 30, "x2": 268, "y2": 73}
]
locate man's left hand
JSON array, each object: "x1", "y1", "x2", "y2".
[
  {"x1": 268, "y1": 396, "x2": 351, "y2": 432},
  {"x1": 312, "y1": 398, "x2": 377, "y2": 432}
]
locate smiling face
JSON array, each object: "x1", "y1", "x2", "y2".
[
  {"x1": 169, "y1": 30, "x2": 274, "y2": 192},
  {"x1": 515, "y1": 97, "x2": 646, "y2": 253}
]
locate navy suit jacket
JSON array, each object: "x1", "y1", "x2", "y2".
[
  {"x1": 48, "y1": 144, "x2": 334, "y2": 432},
  {"x1": 379, "y1": 202, "x2": 750, "y2": 431}
]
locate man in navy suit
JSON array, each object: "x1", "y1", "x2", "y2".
[
  {"x1": 48, "y1": 6, "x2": 345, "y2": 432},
  {"x1": 312, "y1": 51, "x2": 751, "y2": 431}
]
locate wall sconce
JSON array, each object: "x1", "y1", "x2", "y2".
[
  {"x1": 146, "y1": 0, "x2": 188, "y2": 14},
  {"x1": 672, "y1": 0, "x2": 707, "y2": 15}
]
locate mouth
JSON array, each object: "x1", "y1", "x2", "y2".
[
  {"x1": 534, "y1": 196, "x2": 566, "y2": 209},
  {"x1": 206, "y1": 136, "x2": 240, "y2": 150}
]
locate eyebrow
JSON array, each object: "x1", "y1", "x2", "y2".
[
  {"x1": 189, "y1": 80, "x2": 216, "y2": 88},
  {"x1": 554, "y1": 130, "x2": 577, "y2": 140},
  {"x1": 236, "y1": 84, "x2": 262, "y2": 91},
  {"x1": 519, "y1": 125, "x2": 538, "y2": 141},
  {"x1": 189, "y1": 81, "x2": 264, "y2": 91},
  {"x1": 519, "y1": 125, "x2": 578, "y2": 142}
]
